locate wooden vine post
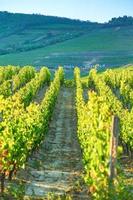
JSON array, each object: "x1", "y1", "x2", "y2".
[
  {"x1": 0, "y1": 173, "x2": 5, "y2": 194},
  {"x1": 109, "y1": 115, "x2": 119, "y2": 181}
]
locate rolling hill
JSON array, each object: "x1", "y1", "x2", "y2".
[{"x1": 0, "y1": 12, "x2": 133, "y2": 68}]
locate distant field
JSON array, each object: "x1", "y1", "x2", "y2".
[{"x1": 0, "y1": 26, "x2": 133, "y2": 67}]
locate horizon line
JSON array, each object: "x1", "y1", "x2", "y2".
[{"x1": 1, "y1": 10, "x2": 133, "y2": 24}]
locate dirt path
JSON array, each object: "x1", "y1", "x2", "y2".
[
  {"x1": 33, "y1": 85, "x2": 48, "y2": 104},
  {"x1": 83, "y1": 88, "x2": 89, "y2": 102},
  {"x1": 120, "y1": 156, "x2": 133, "y2": 194},
  {"x1": 17, "y1": 87, "x2": 89, "y2": 200}
]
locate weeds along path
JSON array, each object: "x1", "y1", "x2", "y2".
[{"x1": 18, "y1": 87, "x2": 89, "y2": 200}]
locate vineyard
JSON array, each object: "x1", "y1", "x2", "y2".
[{"x1": 0, "y1": 65, "x2": 133, "y2": 200}]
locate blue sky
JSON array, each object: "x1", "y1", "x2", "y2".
[{"x1": 0, "y1": 0, "x2": 133, "y2": 22}]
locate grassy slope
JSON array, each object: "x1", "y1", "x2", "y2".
[
  {"x1": 0, "y1": 26, "x2": 133, "y2": 66},
  {"x1": 37, "y1": 26, "x2": 133, "y2": 52},
  {"x1": 0, "y1": 24, "x2": 87, "y2": 49}
]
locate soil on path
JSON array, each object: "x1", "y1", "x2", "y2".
[
  {"x1": 17, "y1": 87, "x2": 90, "y2": 200},
  {"x1": 33, "y1": 85, "x2": 48, "y2": 104}
]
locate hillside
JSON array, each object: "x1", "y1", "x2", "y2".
[{"x1": 0, "y1": 12, "x2": 133, "y2": 67}]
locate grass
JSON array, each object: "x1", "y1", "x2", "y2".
[
  {"x1": 0, "y1": 26, "x2": 133, "y2": 67},
  {"x1": 38, "y1": 26, "x2": 133, "y2": 52}
]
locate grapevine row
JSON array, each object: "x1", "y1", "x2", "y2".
[
  {"x1": 103, "y1": 68, "x2": 133, "y2": 109},
  {"x1": 89, "y1": 69, "x2": 133, "y2": 151},
  {"x1": 75, "y1": 67, "x2": 112, "y2": 198},
  {"x1": 0, "y1": 66, "x2": 35, "y2": 98},
  {"x1": 0, "y1": 67, "x2": 64, "y2": 193},
  {"x1": 0, "y1": 65, "x2": 19, "y2": 84},
  {"x1": 11, "y1": 67, "x2": 51, "y2": 107}
]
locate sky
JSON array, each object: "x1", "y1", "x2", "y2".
[{"x1": 0, "y1": 0, "x2": 133, "y2": 23}]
